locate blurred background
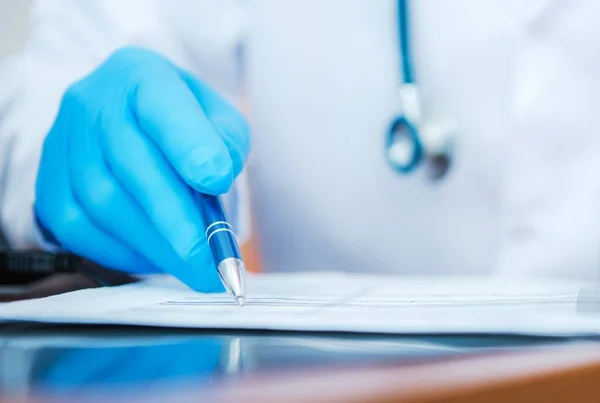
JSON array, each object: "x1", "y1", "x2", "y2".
[
  {"x1": 0, "y1": 0, "x2": 29, "y2": 247},
  {"x1": 0, "y1": 0, "x2": 30, "y2": 61}
]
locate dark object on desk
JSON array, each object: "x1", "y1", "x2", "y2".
[
  {"x1": 0, "y1": 250, "x2": 138, "y2": 301},
  {"x1": 0, "y1": 250, "x2": 81, "y2": 285}
]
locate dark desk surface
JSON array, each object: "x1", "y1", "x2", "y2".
[{"x1": 0, "y1": 323, "x2": 581, "y2": 402}]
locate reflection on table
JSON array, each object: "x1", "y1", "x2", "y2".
[{"x1": 0, "y1": 324, "x2": 568, "y2": 399}]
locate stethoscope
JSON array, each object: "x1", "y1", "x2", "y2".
[{"x1": 385, "y1": 0, "x2": 455, "y2": 180}]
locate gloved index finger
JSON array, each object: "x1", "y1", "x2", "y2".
[
  {"x1": 177, "y1": 68, "x2": 251, "y2": 179},
  {"x1": 131, "y1": 56, "x2": 235, "y2": 195}
]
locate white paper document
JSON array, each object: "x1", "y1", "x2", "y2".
[{"x1": 2, "y1": 273, "x2": 600, "y2": 336}]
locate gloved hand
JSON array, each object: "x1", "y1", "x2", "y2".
[{"x1": 35, "y1": 46, "x2": 250, "y2": 292}]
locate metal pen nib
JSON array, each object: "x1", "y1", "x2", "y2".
[{"x1": 217, "y1": 257, "x2": 247, "y2": 306}]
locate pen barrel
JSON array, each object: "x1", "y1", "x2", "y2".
[
  {"x1": 207, "y1": 228, "x2": 242, "y2": 263},
  {"x1": 199, "y1": 193, "x2": 242, "y2": 265}
]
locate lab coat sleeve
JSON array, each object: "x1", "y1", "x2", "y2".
[{"x1": 0, "y1": 0, "x2": 245, "y2": 249}]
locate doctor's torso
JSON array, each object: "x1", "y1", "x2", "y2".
[{"x1": 162, "y1": 0, "x2": 600, "y2": 280}]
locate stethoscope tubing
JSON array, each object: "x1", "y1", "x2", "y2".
[{"x1": 385, "y1": 0, "x2": 453, "y2": 180}]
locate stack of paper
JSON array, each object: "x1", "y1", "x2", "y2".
[{"x1": 1, "y1": 273, "x2": 600, "y2": 336}]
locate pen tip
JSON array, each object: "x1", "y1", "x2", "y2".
[{"x1": 236, "y1": 296, "x2": 245, "y2": 306}]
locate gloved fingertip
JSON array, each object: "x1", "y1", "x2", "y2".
[
  {"x1": 184, "y1": 148, "x2": 234, "y2": 194},
  {"x1": 184, "y1": 265, "x2": 226, "y2": 293},
  {"x1": 198, "y1": 173, "x2": 234, "y2": 196},
  {"x1": 178, "y1": 240, "x2": 227, "y2": 293},
  {"x1": 192, "y1": 278, "x2": 226, "y2": 294}
]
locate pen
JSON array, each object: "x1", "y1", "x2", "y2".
[{"x1": 198, "y1": 193, "x2": 247, "y2": 306}]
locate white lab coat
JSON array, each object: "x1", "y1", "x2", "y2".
[{"x1": 1, "y1": 0, "x2": 600, "y2": 280}]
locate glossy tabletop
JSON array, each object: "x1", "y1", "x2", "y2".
[{"x1": 0, "y1": 323, "x2": 580, "y2": 402}]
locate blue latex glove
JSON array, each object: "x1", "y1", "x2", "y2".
[{"x1": 35, "y1": 47, "x2": 250, "y2": 292}]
